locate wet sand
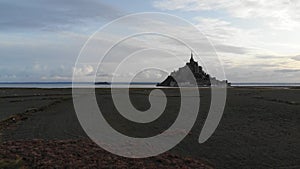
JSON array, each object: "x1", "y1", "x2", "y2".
[{"x1": 0, "y1": 88, "x2": 299, "y2": 169}]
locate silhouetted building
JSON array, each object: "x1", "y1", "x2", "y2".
[{"x1": 157, "y1": 52, "x2": 230, "y2": 87}]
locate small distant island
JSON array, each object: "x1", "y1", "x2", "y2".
[
  {"x1": 157, "y1": 53, "x2": 230, "y2": 87},
  {"x1": 94, "y1": 82, "x2": 110, "y2": 85}
]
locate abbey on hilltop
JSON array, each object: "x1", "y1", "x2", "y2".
[{"x1": 157, "y1": 52, "x2": 230, "y2": 87}]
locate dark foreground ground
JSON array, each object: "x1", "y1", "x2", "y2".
[{"x1": 0, "y1": 87, "x2": 299, "y2": 169}]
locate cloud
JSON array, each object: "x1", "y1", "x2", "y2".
[
  {"x1": 41, "y1": 75, "x2": 71, "y2": 81},
  {"x1": 0, "y1": 56, "x2": 76, "y2": 82},
  {"x1": 154, "y1": 0, "x2": 300, "y2": 30},
  {"x1": 153, "y1": 0, "x2": 233, "y2": 11},
  {"x1": 291, "y1": 55, "x2": 300, "y2": 61},
  {"x1": 256, "y1": 54, "x2": 300, "y2": 61},
  {"x1": 256, "y1": 55, "x2": 286, "y2": 59},
  {"x1": 132, "y1": 69, "x2": 167, "y2": 82},
  {"x1": 194, "y1": 17, "x2": 236, "y2": 40},
  {"x1": 0, "y1": 0, "x2": 124, "y2": 31},
  {"x1": 73, "y1": 65, "x2": 94, "y2": 76},
  {"x1": 274, "y1": 69, "x2": 300, "y2": 73},
  {"x1": 193, "y1": 17, "x2": 255, "y2": 55},
  {"x1": 214, "y1": 44, "x2": 249, "y2": 55},
  {"x1": 223, "y1": 64, "x2": 300, "y2": 83}
]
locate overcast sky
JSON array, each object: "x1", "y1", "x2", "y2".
[{"x1": 1, "y1": 0, "x2": 300, "y2": 83}]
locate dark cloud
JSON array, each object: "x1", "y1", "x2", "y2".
[
  {"x1": 274, "y1": 69, "x2": 300, "y2": 73},
  {"x1": 256, "y1": 55, "x2": 285, "y2": 59},
  {"x1": 0, "y1": 0, "x2": 125, "y2": 31},
  {"x1": 214, "y1": 44, "x2": 249, "y2": 54}
]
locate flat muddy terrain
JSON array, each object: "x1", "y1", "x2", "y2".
[{"x1": 0, "y1": 88, "x2": 299, "y2": 169}]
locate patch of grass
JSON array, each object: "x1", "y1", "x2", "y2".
[{"x1": 0, "y1": 158, "x2": 26, "y2": 169}]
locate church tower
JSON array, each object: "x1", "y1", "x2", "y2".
[
  {"x1": 188, "y1": 52, "x2": 199, "y2": 73},
  {"x1": 190, "y1": 52, "x2": 195, "y2": 63}
]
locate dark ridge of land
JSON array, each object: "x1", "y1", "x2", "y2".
[{"x1": 0, "y1": 87, "x2": 299, "y2": 169}]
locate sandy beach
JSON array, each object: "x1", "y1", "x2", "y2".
[{"x1": 0, "y1": 87, "x2": 299, "y2": 169}]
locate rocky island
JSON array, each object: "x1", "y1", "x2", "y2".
[{"x1": 157, "y1": 53, "x2": 230, "y2": 87}]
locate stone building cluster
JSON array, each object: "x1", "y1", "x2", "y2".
[{"x1": 157, "y1": 53, "x2": 230, "y2": 87}]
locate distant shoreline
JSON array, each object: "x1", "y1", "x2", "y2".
[{"x1": 0, "y1": 82, "x2": 300, "y2": 89}]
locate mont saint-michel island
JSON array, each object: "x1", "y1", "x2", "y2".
[{"x1": 157, "y1": 52, "x2": 230, "y2": 87}]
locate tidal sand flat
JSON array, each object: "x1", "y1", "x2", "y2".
[{"x1": 0, "y1": 88, "x2": 299, "y2": 169}]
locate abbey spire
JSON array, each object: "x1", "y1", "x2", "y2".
[{"x1": 190, "y1": 51, "x2": 195, "y2": 63}]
